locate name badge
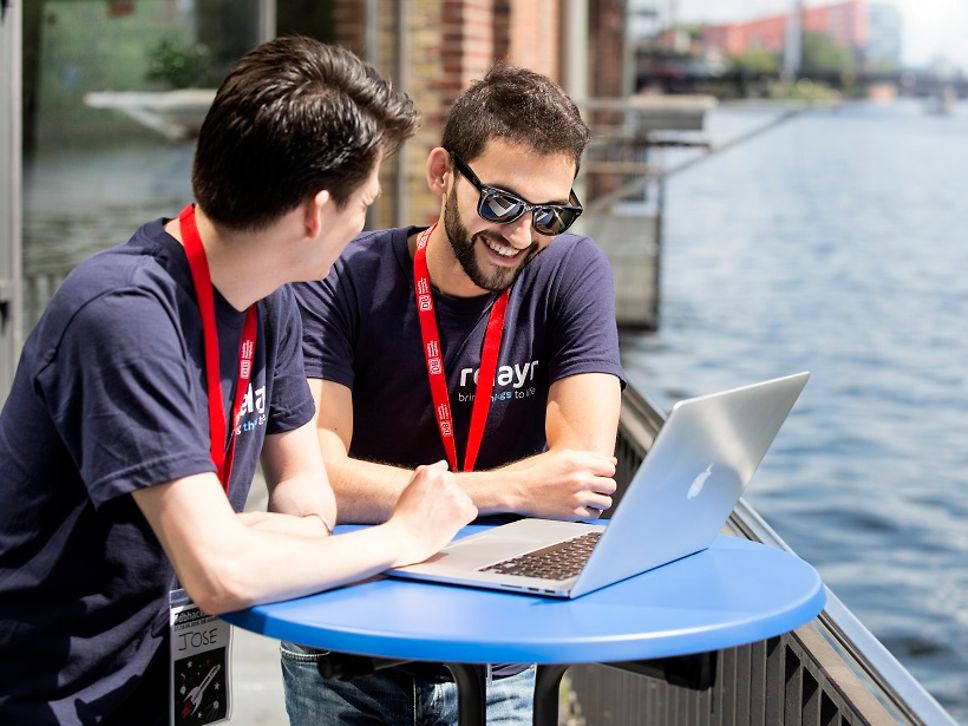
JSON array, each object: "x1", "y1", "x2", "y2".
[{"x1": 169, "y1": 589, "x2": 232, "y2": 725}]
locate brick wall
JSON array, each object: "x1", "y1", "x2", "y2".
[
  {"x1": 332, "y1": 0, "x2": 366, "y2": 56},
  {"x1": 507, "y1": 0, "x2": 560, "y2": 79}
]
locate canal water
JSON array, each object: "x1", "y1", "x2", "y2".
[{"x1": 621, "y1": 99, "x2": 968, "y2": 719}]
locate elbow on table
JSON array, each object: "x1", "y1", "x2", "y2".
[{"x1": 178, "y1": 554, "x2": 260, "y2": 616}]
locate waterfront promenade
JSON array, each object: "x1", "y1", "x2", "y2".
[{"x1": 232, "y1": 625, "x2": 288, "y2": 724}]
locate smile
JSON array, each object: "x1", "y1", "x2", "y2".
[{"x1": 483, "y1": 236, "x2": 520, "y2": 259}]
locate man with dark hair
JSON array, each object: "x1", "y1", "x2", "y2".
[
  {"x1": 287, "y1": 64, "x2": 625, "y2": 725},
  {"x1": 0, "y1": 36, "x2": 475, "y2": 724}
]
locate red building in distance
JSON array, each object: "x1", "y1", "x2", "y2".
[{"x1": 701, "y1": 0, "x2": 867, "y2": 57}]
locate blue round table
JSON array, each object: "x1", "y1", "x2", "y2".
[{"x1": 222, "y1": 525, "x2": 825, "y2": 724}]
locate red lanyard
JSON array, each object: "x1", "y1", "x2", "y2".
[
  {"x1": 413, "y1": 223, "x2": 509, "y2": 472},
  {"x1": 179, "y1": 204, "x2": 258, "y2": 493}
]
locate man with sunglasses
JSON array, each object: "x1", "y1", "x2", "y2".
[{"x1": 288, "y1": 65, "x2": 625, "y2": 725}]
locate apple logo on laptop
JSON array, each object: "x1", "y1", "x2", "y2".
[{"x1": 687, "y1": 464, "x2": 714, "y2": 499}]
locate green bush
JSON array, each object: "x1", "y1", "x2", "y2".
[{"x1": 146, "y1": 39, "x2": 211, "y2": 89}]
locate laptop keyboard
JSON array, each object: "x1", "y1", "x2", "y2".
[{"x1": 479, "y1": 531, "x2": 602, "y2": 580}]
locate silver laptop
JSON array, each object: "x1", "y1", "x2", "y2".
[{"x1": 388, "y1": 372, "x2": 809, "y2": 598}]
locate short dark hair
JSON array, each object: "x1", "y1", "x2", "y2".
[
  {"x1": 440, "y1": 64, "x2": 589, "y2": 171},
  {"x1": 192, "y1": 36, "x2": 417, "y2": 232}
]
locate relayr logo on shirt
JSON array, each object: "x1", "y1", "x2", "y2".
[
  {"x1": 457, "y1": 360, "x2": 540, "y2": 403},
  {"x1": 234, "y1": 383, "x2": 267, "y2": 435}
]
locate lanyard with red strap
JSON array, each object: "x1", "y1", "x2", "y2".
[
  {"x1": 413, "y1": 223, "x2": 509, "y2": 473},
  {"x1": 179, "y1": 203, "x2": 258, "y2": 493}
]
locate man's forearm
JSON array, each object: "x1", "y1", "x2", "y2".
[
  {"x1": 328, "y1": 447, "x2": 614, "y2": 523},
  {"x1": 467, "y1": 448, "x2": 617, "y2": 520},
  {"x1": 327, "y1": 456, "x2": 418, "y2": 523},
  {"x1": 326, "y1": 451, "x2": 527, "y2": 522},
  {"x1": 238, "y1": 510, "x2": 331, "y2": 537}
]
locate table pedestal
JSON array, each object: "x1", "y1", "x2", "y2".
[
  {"x1": 328, "y1": 656, "x2": 713, "y2": 725},
  {"x1": 445, "y1": 664, "x2": 487, "y2": 724}
]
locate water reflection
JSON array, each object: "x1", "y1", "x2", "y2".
[
  {"x1": 622, "y1": 99, "x2": 968, "y2": 718},
  {"x1": 23, "y1": 144, "x2": 193, "y2": 327}
]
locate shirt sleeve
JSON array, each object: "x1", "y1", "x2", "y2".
[
  {"x1": 291, "y1": 274, "x2": 357, "y2": 388},
  {"x1": 546, "y1": 238, "x2": 627, "y2": 387},
  {"x1": 34, "y1": 289, "x2": 215, "y2": 507},
  {"x1": 264, "y1": 288, "x2": 316, "y2": 434}
]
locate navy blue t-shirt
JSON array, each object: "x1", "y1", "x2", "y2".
[
  {"x1": 294, "y1": 226, "x2": 624, "y2": 682},
  {"x1": 294, "y1": 225, "x2": 625, "y2": 474},
  {"x1": 0, "y1": 218, "x2": 314, "y2": 723}
]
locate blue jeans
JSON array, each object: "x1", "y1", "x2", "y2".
[{"x1": 280, "y1": 641, "x2": 535, "y2": 725}]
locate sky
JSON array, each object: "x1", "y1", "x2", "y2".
[{"x1": 635, "y1": 0, "x2": 968, "y2": 71}]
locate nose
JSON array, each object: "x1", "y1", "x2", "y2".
[{"x1": 505, "y1": 211, "x2": 534, "y2": 249}]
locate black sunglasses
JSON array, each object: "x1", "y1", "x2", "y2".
[{"x1": 448, "y1": 152, "x2": 583, "y2": 236}]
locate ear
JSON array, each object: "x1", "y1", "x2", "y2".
[
  {"x1": 425, "y1": 147, "x2": 452, "y2": 197},
  {"x1": 304, "y1": 189, "x2": 332, "y2": 239}
]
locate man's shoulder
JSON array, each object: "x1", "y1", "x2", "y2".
[
  {"x1": 259, "y1": 281, "x2": 302, "y2": 326},
  {"x1": 51, "y1": 219, "x2": 180, "y2": 312},
  {"x1": 339, "y1": 226, "x2": 413, "y2": 264},
  {"x1": 524, "y1": 232, "x2": 608, "y2": 277},
  {"x1": 292, "y1": 227, "x2": 414, "y2": 317},
  {"x1": 323, "y1": 226, "x2": 417, "y2": 289},
  {"x1": 544, "y1": 232, "x2": 603, "y2": 259},
  {"x1": 32, "y1": 221, "x2": 185, "y2": 348}
]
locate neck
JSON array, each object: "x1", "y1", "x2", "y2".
[
  {"x1": 412, "y1": 221, "x2": 491, "y2": 299},
  {"x1": 168, "y1": 208, "x2": 281, "y2": 311}
]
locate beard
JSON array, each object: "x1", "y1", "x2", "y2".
[{"x1": 443, "y1": 184, "x2": 539, "y2": 292}]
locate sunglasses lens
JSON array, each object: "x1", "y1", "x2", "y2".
[
  {"x1": 479, "y1": 191, "x2": 524, "y2": 222},
  {"x1": 533, "y1": 206, "x2": 580, "y2": 235}
]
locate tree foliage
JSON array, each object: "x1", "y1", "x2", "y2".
[
  {"x1": 728, "y1": 47, "x2": 780, "y2": 76},
  {"x1": 801, "y1": 31, "x2": 856, "y2": 76}
]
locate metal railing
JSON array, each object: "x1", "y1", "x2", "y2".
[{"x1": 564, "y1": 385, "x2": 957, "y2": 726}]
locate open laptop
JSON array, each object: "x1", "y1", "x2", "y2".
[{"x1": 387, "y1": 372, "x2": 809, "y2": 599}]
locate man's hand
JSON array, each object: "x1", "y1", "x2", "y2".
[
  {"x1": 510, "y1": 449, "x2": 617, "y2": 521},
  {"x1": 385, "y1": 461, "x2": 478, "y2": 567}
]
